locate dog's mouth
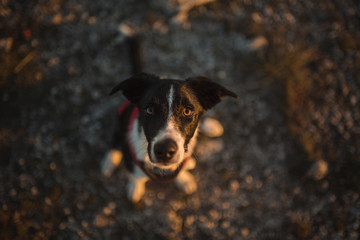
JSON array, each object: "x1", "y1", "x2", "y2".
[
  {"x1": 147, "y1": 138, "x2": 184, "y2": 168},
  {"x1": 144, "y1": 154, "x2": 184, "y2": 176}
]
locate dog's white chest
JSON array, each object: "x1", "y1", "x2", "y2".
[{"x1": 128, "y1": 118, "x2": 148, "y2": 161}]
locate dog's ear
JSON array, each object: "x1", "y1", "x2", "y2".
[
  {"x1": 185, "y1": 76, "x2": 239, "y2": 110},
  {"x1": 109, "y1": 72, "x2": 160, "y2": 103}
]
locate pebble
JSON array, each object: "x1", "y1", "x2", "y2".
[
  {"x1": 251, "y1": 36, "x2": 268, "y2": 50},
  {"x1": 307, "y1": 159, "x2": 328, "y2": 180},
  {"x1": 45, "y1": 197, "x2": 52, "y2": 206},
  {"x1": 245, "y1": 175, "x2": 253, "y2": 184},
  {"x1": 18, "y1": 158, "x2": 25, "y2": 166},
  {"x1": 103, "y1": 207, "x2": 111, "y2": 215},
  {"x1": 49, "y1": 162, "x2": 57, "y2": 170},
  {"x1": 230, "y1": 180, "x2": 240, "y2": 193},
  {"x1": 64, "y1": 207, "x2": 71, "y2": 215},
  {"x1": 185, "y1": 215, "x2": 195, "y2": 228},
  {"x1": 241, "y1": 227, "x2": 250, "y2": 237}
]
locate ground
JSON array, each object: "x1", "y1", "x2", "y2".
[{"x1": 1, "y1": 0, "x2": 360, "y2": 239}]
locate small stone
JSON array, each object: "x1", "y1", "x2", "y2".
[
  {"x1": 9, "y1": 189, "x2": 16, "y2": 197},
  {"x1": 230, "y1": 180, "x2": 240, "y2": 193},
  {"x1": 350, "y1": 231, "x2": 358, "y2": 238},
  {"x1": 88, "y1": 16, "x2": 97, "y2": 24},
  {"x1": 222, "y1": 201, "x2": 230, "y2": 209},
  {"x1": 241, "y1": 227, "x2": 250, "y2": 237},
  {"x1": 256, "y1": 181, "x2": 263, "y2": 189},
  {"x1": 251, "y1": 36, "x2": 268, "y2": 50},
  {"x1": 108, "y1": 202, "x2": 116, "y2": 210},
  {"x1": 293, "y1": 187, "x2": 301, "y2": 195},
  {"x1": 64, "y1": 207, "x2": 71, "y2": 215},
  {"x1": 50, "y1": 162, "x2": 56, "y2": 170},
  {"x1": 48, "y1": 57, "x2": 59, "y2": 67},
  {"x1": 52, "y1": 13, "x2": 62, "y2": 24},
  {"x1": 77, "y1": 203, "x2": 84, "y2": 210},
  {"x1": 94, "y1": 214, "x2": 109, "y2": 228},
  {"x1": 227, "y1": 227, "x2": 236, "y2": 237},
  {"x1": 221, "y1": 221, "x2": 230, "y2": 229},
  {"x1": 18, "y1": 158, "x2": 25, "y2": 166},
  {"x1": 252, "y1": 12, "x2": 262, "y2": 23},
  {"x1": 59, "y1": 222, "x2": 66, "y2": 230},
  {"x1": 209, "y1": 209, "x2": 220, "y2": 220},
  {"x1": 307, "y1": 159, "x2": 328, "y2": 180},
  {"x1": 350, "y1": 95, "x2": 357, "y2": 106},
  {"x1": 217, "y1": 71, "x2": 227, "y2": 80},
  {"x1": 103, "y1": 207, "x2": 111, "y2": 216},
  {"x1": 144, "y1": 198, "x2": 153, "y2": 206},
  {"x1": 45, "y1": 197, "x2": 52, "y2": 206},
  {"x1": 245, "y1": 175, "x2": 253, "y2": 184},
  {"x1": 185, "y1": 215, "x2": 195, "y2": 228},
  {"x1": 195, "y1": 139, "x2": 223, "y2": 157},
  {"x1": 81, "y1": 221, "x2": 89, "y2": 228},
  {"x1": 157, "y1": 192, "x2": 165, "y2": 200}
]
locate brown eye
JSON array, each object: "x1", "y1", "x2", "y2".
[
  {"x1": 183, "y1": 108, "x2": 193, "y2": 117},
  {"x1": 146, "y1": 106, "x2": 154, "y2": 115}
]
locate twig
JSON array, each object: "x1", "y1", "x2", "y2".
[
  {"x1": 173, "y1": 0, "x2": 217, "y2": 24},
  {"x1": 14, "y1": 51, "x2": 37, "y2": 74}
]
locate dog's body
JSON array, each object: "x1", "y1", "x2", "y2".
[{"x1": 102, "y1": 72, "x2": 237, "y2": 202}]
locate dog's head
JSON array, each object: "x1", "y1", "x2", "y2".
[{"x1": 110, "y1": 72, "x2": 238, "y2": 168}]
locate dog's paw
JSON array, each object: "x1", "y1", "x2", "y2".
[
  {"x1": 184, "y1": 157, "x2": 196, "y2": 170},
  {"x1": 126, "y1": 176, "x2": 148, "y2": 203},
  {"x1": 101, "y1": 150, "x2": 123, "y2": 178},
  {"x1": 199, "y1": 117, "x2": 224, "y2": 138},
  {"x1": 195, "y1": 138, "x2": 223, "y2": 157},
  {"x1": 175, "y1": 171, "x2": 197, "y2": 194},
  {"x1": 127, "y1": 180, "x2": 144, "y2": 203}
]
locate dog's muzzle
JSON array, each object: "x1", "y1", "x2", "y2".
[{"x1": 153, "y1": 138, "x2": 178, "y2": 164}]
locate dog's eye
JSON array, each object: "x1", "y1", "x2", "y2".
[
  {"x1": 145, "y1": 106, "x2": 154, "y2": 115},
  {"x1": 183, "y1": 108, "x2": 193, "y2": 117}
]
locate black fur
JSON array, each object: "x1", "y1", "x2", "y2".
[
  {"x1": 185, "y1": 76, "x2": 239, "y2": 110},
  {"x1": 111, "y1": 72, "x2": 238, "y2": 178},
  {"x1": 112, "y1": 103, "x2": 137, "y2": 172}
]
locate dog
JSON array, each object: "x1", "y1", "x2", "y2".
[{"x1": 102, "y1": 72, "x2": 238, "y2": 202}]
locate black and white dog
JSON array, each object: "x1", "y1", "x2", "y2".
[{"x1": 102, "y1": 72, "x2": 238, "y2": 202}]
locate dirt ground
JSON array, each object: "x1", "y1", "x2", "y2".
[{"x1": 1, "y1": 0, "x2": 360, "y2": 239}]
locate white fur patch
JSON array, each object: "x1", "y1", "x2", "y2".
[
  {"x1": 101, "y1": 149, "x2": 123, "y2": 178},
  {"x1": 127, "y1": 165, "x2": 149, "y2": 202},
  {"x1": 150, "y1": 117, "x2": 185, "y2": 163},
  {"x1": 150, "y1": 85, "x2": 186, "y2": 165},
  {"x1": 129, "y1": 118, "x2": 147, "y2": 161},
  {"x1": 167, "y1": 85, "x2": 174, "y2": 120},
  {"x1": 175, "y1": 170, "x2": 197, "y2": 194},
  {"x1": 185, "y1": 128, "x2": 198, "y2": 159}
]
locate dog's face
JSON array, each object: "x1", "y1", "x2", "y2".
[
  {"x1": 110, "y1": 73, "x2": 238, "y2": 168},
  {"x1": 138, "y1": 80, "x2": 204, "y2": 166}
]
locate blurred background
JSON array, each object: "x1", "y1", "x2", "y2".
[{"x1": 1, "y1": 0, "x2": 359, "y2": 239}]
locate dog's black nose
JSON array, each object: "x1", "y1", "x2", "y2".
[{"x1": 154, "y1": 139, "x2": 178, "y2": 162}]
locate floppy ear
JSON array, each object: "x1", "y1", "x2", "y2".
[
  {"x1": 185, "y1": 76, "x2": 239, "y2": 110},
  {"x1": 109, "y1": 72, "x2": 160, "y2": 103}
]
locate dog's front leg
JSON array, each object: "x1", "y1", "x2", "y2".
[
  {"x1": 102, "y1": 149, "x2": 123, "y2": 178},
  {"x1": 175, "y1": 170, "x2": 197, "y2": 194},
  {"x1": 127, "y1": 166, "x2": 149, "y2": 202},
  {"x1": 199, "y1": 117, "x2": 224, "y2": 138}
]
